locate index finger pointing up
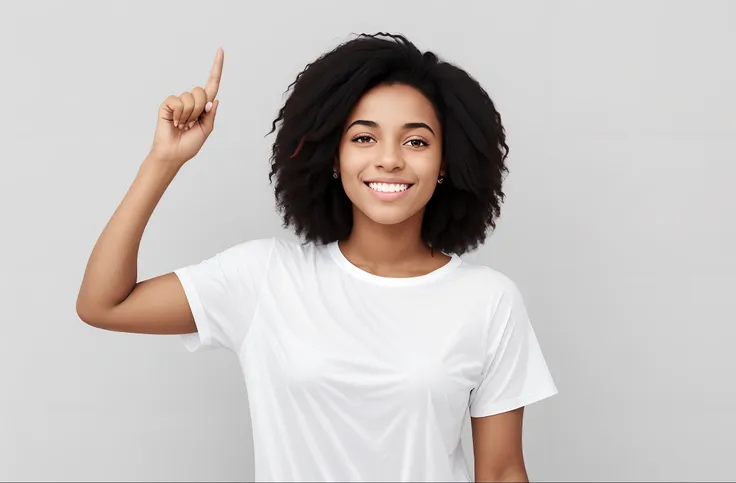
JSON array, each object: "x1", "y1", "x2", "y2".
[{"x1": 205, "y1": 47, "x2": 224, "y2": 101}]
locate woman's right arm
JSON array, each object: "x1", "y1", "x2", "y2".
[
  {"x1": 76, "y1": 48, "x2": 224, "y2": 335},
  {"x1": 75, "y1": 156, "x2": 195, "y2": 334}
]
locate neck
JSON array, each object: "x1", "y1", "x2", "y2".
[{"x1": 339, "y1": 208, "x2": 432, "y2": 270}]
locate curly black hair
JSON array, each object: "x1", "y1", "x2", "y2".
[{"x1": 267, "y1": 32, "x2": 509, "y2": 255}]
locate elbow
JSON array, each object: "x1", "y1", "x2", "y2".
[
  {"x1": 75, "y1": 301, "x2": 96, "y2": 326},
  {"x1": 75, "y1": 296, "x2": 104, "y2": 327},
  {"x1": 75, "y1": 286, "x2": 94, "y2": 324}
]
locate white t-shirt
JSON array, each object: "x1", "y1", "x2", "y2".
[{"x1": 175, "y1": 237, "x2": 558, "y2": 482}]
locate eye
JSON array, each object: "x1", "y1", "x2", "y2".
[
  {"x1": 352, "y1": 135, "x2": 375, "y2": 144},
  {"x1": 405, "y1": 138, "x2": 429, "y2": 148}
]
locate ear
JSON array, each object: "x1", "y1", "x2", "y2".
[
  {"x1": 334, "y1": 155, "x2": 340, "y2": 174},
  {"x1": 439, "y1": 164, "x2": 446, "y2": 177}
]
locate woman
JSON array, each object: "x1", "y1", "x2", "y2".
[{"x1": 77, "y1": 33, "x2": 558, "y2": 482}]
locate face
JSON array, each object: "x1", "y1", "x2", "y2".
[{"x1": 337, "y1": 83, "x2": 444, "y2": 226}]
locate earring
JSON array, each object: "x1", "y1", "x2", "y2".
[
  {"x1": 437, "y1": 176, "x2": 444, "y2": 184},
  {"x1": 333, "y1": 171, "x2": 339, "y2": 179}
]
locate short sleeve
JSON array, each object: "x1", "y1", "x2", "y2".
[
  {"x1": 469, "y1": 280, "x2": 558, "y2": 418},
  {"x1": 174, "y1": 237, "x2": 275, "y2": 353}
]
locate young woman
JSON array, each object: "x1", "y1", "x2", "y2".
[{"x1": 77, "y1": 33, "x2": 558, "y2": 482}]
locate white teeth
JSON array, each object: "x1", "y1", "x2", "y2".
[{"x1": 368, "y1": 182, "x2": 410, "y2": 193}]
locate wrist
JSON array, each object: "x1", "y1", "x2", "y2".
[{"x1": 142, "y1": 152, "x2": 183, "y2": 180}]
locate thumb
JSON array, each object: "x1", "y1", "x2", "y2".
[{"x1": 200, "y1": 99, "x2": 219, "y2": 132}]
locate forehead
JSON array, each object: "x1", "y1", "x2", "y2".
[{"x1": 346, "y1": 83, "x2": 439, "y2": 127}]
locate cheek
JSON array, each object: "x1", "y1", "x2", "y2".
[
  {"x1": 337, "y1": 143, "x2": 360, "y2": 175},
  {"x1": 336, "y1": 149, "x2": 365, "y2": 199},
  {"x1": 414, "y1": 153, "x2": 443, "y2": 180}
]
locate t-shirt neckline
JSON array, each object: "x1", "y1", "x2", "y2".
[{"x1": 327, "y1": 241, "x2": 462, "y2": 287}]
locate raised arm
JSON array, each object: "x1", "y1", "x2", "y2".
[{"x1": 76, "y1": 48, "x2": 224, "y2": 335}]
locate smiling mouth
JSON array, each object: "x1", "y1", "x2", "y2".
[{"x1": 364, "y1": 182, "x2": 413, "y2": 193}]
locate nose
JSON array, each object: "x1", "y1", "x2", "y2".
[{"x1": 376, "y1": 143, "x2": 404, "y2": 171}]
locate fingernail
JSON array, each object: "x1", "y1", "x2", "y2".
[
  {"x1": 188, "y1": 121, "x2": 195, "y2": 129},
  {"x1": 205, "y1": 101, "x2": 213, "y2": 113},
  {"x1": 173, "y1": 120, "x2": 178, "y2": 127}
]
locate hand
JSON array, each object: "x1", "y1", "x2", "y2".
[{"x1": 149, "y1": 48, "x2": 224, "y2": 166}]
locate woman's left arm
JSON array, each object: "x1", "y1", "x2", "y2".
[{"x1": 471, "y1": 407, "x2": 529, "y2": 482}]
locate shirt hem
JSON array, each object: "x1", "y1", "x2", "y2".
[
  {"x1": 469, "y1": 386, "x2": 559, "y2": 418},
  {"x1": 174, "y1": 267, "x2": 213, "y2": 352}
]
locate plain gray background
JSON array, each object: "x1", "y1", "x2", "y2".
[{"x1": 1, "y1": 0, "x2": 734, "y2": 481}]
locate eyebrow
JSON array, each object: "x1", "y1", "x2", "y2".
[{"x1": 346, "y1": 119, "x2": 435, "y2": 136}]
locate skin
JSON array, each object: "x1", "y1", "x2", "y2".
[
  {"x1": 75, "y1": 49, "x2": 529, "y2": 481},
  {"x1": 76, "y1": 49, "x2": 224, "y2": 335},
  {"x1": 336, "y1": 83, "x2": 450, "y2": 277}
]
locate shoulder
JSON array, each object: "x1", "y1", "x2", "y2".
[
  {"x1": 451, "y1": 261, "x2": 536, "y2": 345},
  {"x1": 219, "y1": 236, "x2": 324, "y2": 265},
  {"x1": 216, "y1": 237, "x2": 277, "y2": 261},
  {"x1": 453, "y1": 258, "x2": 521, "y2": 296},
  {"x1": 450, "y1": 258, "x2": 529, "y2": 320}
]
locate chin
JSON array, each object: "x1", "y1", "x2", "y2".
[{"x1": 355, "y1": 204, "x2": 422, "y2": 226}]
